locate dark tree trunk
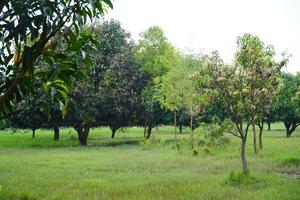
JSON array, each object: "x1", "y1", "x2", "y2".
[
  {"x1": 284, "y1": 122, "x2": 291, "y2": 137},
  {"x1": 76, "y1": 125, "x2": 90, "y2": 146},
  {"x1": 111, "y1": 129, "x2": 116, "y2": 138},
  {"x1": 146, "y1": 126, "x2": 152, "y2": 139},
  {"x1": 179, "y1": 124, "x2": 183, "y2": 134},
  {"x1": 53, "y1": 126, "x2": 59, "y2": 141},
  {"x1": 32, "y1": 129, "x2": 35, "y2": 139},
  {"x1": 252, "y1": 124, "x2": 257, "y2": 154},
  {"x1": 284, "y1": 122, "x2": 298, "y2": 138},
  {"x1": 258, "y1": 121, "x2": 263, "y2": 150},
  {"x1": 241, "y1": 138, "x2": 248, "y2": 175},
  {"x1": 267, "y1": 121, "x2": 271, "y2": 131}
]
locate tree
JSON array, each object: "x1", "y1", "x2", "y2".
[
  {"x1": 11, "y1": 107, "x2": 47, "y2": 138},
  {"x1": 135, "y1": 26, "x2": 176, "y2": 138},
  {"x1": 272, "y1": 73, "x2": 300, "y2": 137},
  {"x1": 98, "y1": 50, "x2": 142, "y2": 138},
  {"x1": 155, "y1": 53, "x2": 209, "y2": 152},
  {"x1": 64, "y1": 20, "x2": 142, "y2": 144},
  {"x1": 203, "y1": 34, "x2": 286, "y2": 174},
  {"x1": 91, "y1": 20, "x2": 142, "y2": 138},
  {"x1": 153, "y1": 53, "x2": 184, "y2": 140},
  {"x1": 0, "y1": 0, "x2": 113, "y2": 120},
  {"x1": 176, "y1": 54, "x2": 207, "y2": 140},
  {"x1": 65, "y1": 83, "x2": 98, "y2": 146},
  {"x1": 154, "y1": 53, "x2": 202, "y2": 139}
]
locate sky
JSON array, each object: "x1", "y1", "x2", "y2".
[{"x1": 106, "y1": 0, "x2": 300, "y2": 73}]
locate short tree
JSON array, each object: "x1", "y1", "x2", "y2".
[{"x1": 203, "y1": 34, "x2": 286, "y2": 174}]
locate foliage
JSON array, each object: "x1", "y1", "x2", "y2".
[
  {"x1": 10, "y1": 106, "x2": 46, "y2": 133},
  {"x1": 154, "y1": 54, "x2": 205, "y2": 114},
  {"x1": 135, "y1": 26, "x2": 176, "y2": 111},
  {"x1": 0, "y1": 0, "x2": 113, "y2": 120},
  {"x1": 135, "y1": 26, "x2": 176, "y2": 78},
  {"x1": 91, "y1": 19, "x2": 132, "y2": 86},
  {"x1": 200, "y1": 119, "x2": 233, "y2": 147}
]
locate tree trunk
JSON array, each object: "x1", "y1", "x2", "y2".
[
  {"x1": 146, "y1": 126, "x2": 152, "y2": 139},
  {"x1": 252, "y1": 124, "x2": 257, "y2": 154},
  {"x1": 284, "y1": 122, "x2": 291, "y2": 137},
  {"x1": 144, "y1": 112, "x2": 148, "y2": 138},
  {"x1": 190, "y1": 115, "x2": 194, "y2": 150},
  {"x1": 111, "y1": 129, "x2": 116, "y2": 138},
  {"x1": 77, "y1": 126, "x2": 90, "y2": 146},
  {"x1": 179, "y1": 124, "x2": 183, "y2": 134},
  {"x1": 241, "y1": 138, "x2": 248, "y2": 175},
  {"x1": 258, "y1": 122, "x2": 263, "y2": 150},
  {"x1": 284, "y1": 122, "x2": 298, "y2": 138},
  {"x1": 267, "y1": 121, "x2": 271, "y2": 131},
  {"x1": 174, "y1": 111, "x2": 177, "y2": 140},
  {"x1": 32, "y1": 129, "x2": 35, "y2": 139},
  {"x1": 53, "y1": 126, "x2": 59, "y2": 141}
]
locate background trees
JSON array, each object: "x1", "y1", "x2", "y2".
[
  {"x1": 11, "y1": 107, "x2": 46, "y2": 138},
  {"x1": 272, "y1": 73, "x2": 300, "y2": 137}
]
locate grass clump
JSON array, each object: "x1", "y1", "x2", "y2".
[{"x1": 225, "y1": 171, "x2": 260, "y2": 186}]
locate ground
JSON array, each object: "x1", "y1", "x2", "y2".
[{"x1": 0, "y1": 123, "x2": 299, "y2": 200}]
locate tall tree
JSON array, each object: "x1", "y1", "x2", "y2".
[
  {"x1": 98, "y1": 50, "x2": 142, "y2": 138},
  {"x1": 89, "y1": 20, "x2": 142, "y2": 138},
  {"x1": 135, "y1": 26, "x2": 176, "y2": 138}
]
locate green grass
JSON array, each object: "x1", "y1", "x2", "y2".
[{"x1": 0, "y1": 123, "x2": 299, "y2": 200}]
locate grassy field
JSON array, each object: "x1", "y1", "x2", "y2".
[{"x1": 0, "y1": 123, "x2": 299, "y2": 200}]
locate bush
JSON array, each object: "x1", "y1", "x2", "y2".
[{"x1": 198, "y1": 119, "x2": 232, "y2": 148}]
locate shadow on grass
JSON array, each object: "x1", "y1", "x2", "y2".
[{"x1": 90, "y1": 139, "x2": 142, "y2": 147}]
